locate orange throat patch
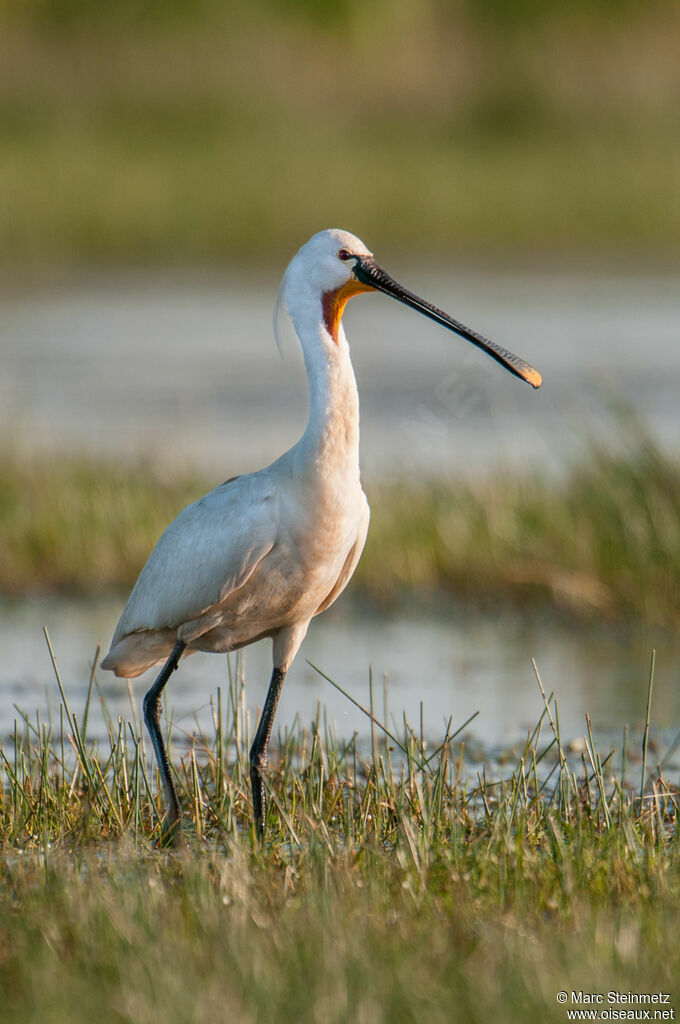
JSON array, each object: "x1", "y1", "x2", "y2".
[{"x1": 322, "y1": 278, "x2": 373, "y2": 343}]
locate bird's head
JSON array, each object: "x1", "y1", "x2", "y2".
[
  {"x1": 280, "y1": 229, "x2": 373, "y2": 343},
  {"x1": 280, "y1": 228, "x2": 542, "y2": 389},
  {"x1": 292, "y1": 228, "x2": 373, "y2": 293}
]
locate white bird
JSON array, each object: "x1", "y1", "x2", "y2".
[{"x1": 101, "y1": 228, "x2": 541, "y2": 845}]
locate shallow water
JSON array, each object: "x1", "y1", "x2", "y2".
[
  {"x1": 3, "y1": 269, "x2": 680, "y2": 480},
  {"x1": 3, "y1": 596, "x2": 678, "y2": 756}
]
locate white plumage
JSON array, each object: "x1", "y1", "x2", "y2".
[
  {"x1": 103, "y1": 230, "x2": 371, "y2": 684},
  {"x1": 101, "y1": 227, "x2": 540, "y2": 844}
]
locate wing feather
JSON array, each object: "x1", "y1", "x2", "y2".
[{"x1": 109, "y1": 472, "x2": 278, "y2": 645}]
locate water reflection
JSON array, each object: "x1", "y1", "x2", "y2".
[{"x1": 3, "y1": 596, "x2": 677, "y2": 754}]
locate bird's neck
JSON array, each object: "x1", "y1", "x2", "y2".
[{"x1": 292, "y1": 305, "x2": 361, "y2": 481}]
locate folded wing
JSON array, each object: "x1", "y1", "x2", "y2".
[{"x1": 103, "y1": 473, "x2": 278, "y2": 660}]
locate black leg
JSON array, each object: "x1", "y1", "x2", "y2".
[
  {"x1": 249, "y1": 666, "x2": 286, "y2": 839},
  {"x1": 143, "y1": 639, "x2": 186, "y2": 847}
]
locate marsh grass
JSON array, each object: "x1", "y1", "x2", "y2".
[
  {"x1": 0, "y1": 646, "x2": 679, "y2": 1022},
  {"x1": 5, "y1": 419, "x2": 680, "y2": 626},
  {"x1": 364, "y1": 423, "x2": 680, "y2": 627},
  {"x1": 3, "y1": 418, "x2": 680, "y2": 1018}
]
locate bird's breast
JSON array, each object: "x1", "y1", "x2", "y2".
[{"x1": 179, "y1": 476, "x2": 368, "y2": 656}]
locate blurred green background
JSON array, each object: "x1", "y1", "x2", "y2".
[{"x1": 1, "y1": 0, "x2": 678, "y2": 276}]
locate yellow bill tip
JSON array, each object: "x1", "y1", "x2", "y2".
[{"x1": 524, "y1": 367, "x2": 542, "y2": 389}]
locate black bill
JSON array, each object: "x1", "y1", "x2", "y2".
[{"x1": 354, "y1": 256, "x2": 542, "y2": 389}]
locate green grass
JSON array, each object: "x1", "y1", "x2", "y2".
[
  {"x1": 363, "y1": 424, "x2": 680, "y2": 627},
  {"x1": 0, "y1": 654, "x2": 678, "y2": 1022},
  {"x1": 0, "y1": 453, "x2": 205, "y2": 595},
  {"x1": 4, "y1": 420, "x2": 680, "y2": 627},
  {"x1": 1, "y1": 4, "x2": 679, "y2": 275},
  {"x1": 3, "y1": 105, "x2": 678, "y2": 273}
]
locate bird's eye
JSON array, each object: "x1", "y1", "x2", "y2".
[{"x1": 338, "y1": 249, "x2": 353, "y2": 261}]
